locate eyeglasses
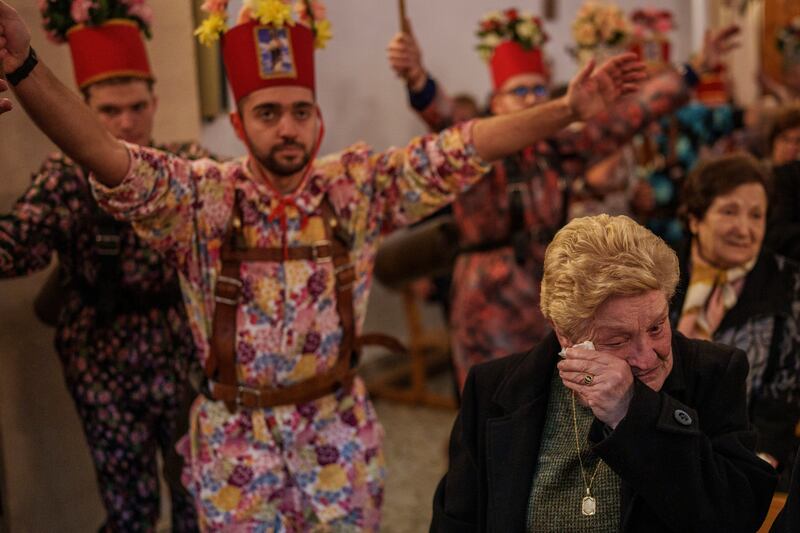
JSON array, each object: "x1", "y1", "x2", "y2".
[{"x1": 500, "y1": 84, "x2": 549, "y2": 99}]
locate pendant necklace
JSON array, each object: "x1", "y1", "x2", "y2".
[{"x1": 571, "y1": 391, "x2": 603, "y2": 516}]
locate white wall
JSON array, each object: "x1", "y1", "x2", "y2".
[{"x1": 203, "y1": 0, "x2": 695, "y2": 157}]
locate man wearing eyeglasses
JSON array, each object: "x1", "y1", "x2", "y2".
[{"x1": 387, "y1": 9, "x2": 740, "y2": 391}]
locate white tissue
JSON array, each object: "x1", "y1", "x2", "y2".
[{"x1": 558, "y1": 340, "x2": 595, "y2": 358}]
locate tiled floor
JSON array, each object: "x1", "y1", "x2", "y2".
[{"x1": 377, "y1": 399, "x2": 456, "y2": 533}]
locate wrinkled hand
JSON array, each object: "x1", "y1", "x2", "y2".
[
  {"x1": 558, "y1": 345, "x2": 634, "y2": 428},
  {"x1": 386, "y1": 20, "x2": 427, "y2": 92},
  {"x1": 566, "y1": 53, "x2": 647, "y2": 121},
  {"x1": 694, "y1": 24, "x2": 740, "y2": 74},
  {"x1": 0, "y1": 78, "x2": 11, "y2": 114},
  {"x1": 0, "y1": 1, "x2": 31, "y2": 75}
]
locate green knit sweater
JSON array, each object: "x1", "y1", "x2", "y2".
[{"x1": 526, "y1": 370, "x2": 621, "y2": 532}]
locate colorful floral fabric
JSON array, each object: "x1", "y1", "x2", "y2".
[
  {"x1": 644, "y1": 101, "x2": 745, "y2": 243},
  {"x1": 0, "y1": 142, "x2": 208, "y2": 532},
  {"x1": 433, "y1": 72, "x2": 690, "y2": 389},
  {"x1": 91, "y1": 123, "x2": 489, "y2": 530}
]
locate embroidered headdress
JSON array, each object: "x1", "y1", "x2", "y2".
[{"x1": 195, "y1": 0, "x2": 331, "y2": 102}]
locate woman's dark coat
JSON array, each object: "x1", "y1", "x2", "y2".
[
  {"x1": 670, "y1": 245, "x2": 800, "y2": 470},
  {"x1": 431, "y1": 332, "x2": 777, "y2": 532}
]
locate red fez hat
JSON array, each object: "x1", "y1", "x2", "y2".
[
  {"x1": 66, "y1": 19, "x2": 153, "y2": 89},
  {"x1": 490, "y1": 42, "x2": 546, "y2": 90},
  {"x1": 222, "y1": 21, "x2": 316, "y2": 103}
]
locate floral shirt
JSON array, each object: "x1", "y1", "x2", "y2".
[
  {"x1": 91, "y1": 123, "x2": 489, "y2": 530},
  {"x1": 644, "y1": 101, "x2": 745, "y2": 243}
]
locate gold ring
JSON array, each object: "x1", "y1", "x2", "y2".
[{"x1": 582, "y1": 374, "x2": 593, "y2": 385}]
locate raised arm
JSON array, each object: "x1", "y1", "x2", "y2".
[
  {"x1": 472, "y1": 53, "x2": 645, "y2": 163},
  {"x1": 554, "y1": 25, "x2": 742, "y2": 168},
  {"x1": 386, "y1": 23, "x2": 455, "y2": 132},
  {"x1": 0, "y1": 1, "x2": 128, "y2": 186}
]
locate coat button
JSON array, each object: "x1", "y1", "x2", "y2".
[{"x1": 674, "y1": 409, "x2": 693, "y2": 426}]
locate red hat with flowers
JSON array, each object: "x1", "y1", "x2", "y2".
[
  {"x1": 476, "y1": 8, "x2": 549, "y2": 90},
  {"x1": 39, "y1": 0, "x2": 154, "y2": 89},
  {"x1": 195, "y1": 0, "x2": 331, "y2": 103},
  {"x1": 628, "y1": 8, "x2": 674, "y2": 67}
]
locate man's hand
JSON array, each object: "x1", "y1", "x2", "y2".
[
  {"x1": 0, "y1": 1, "x2": 32, "y2": 74},
  {"x1": 692, "y1": 25, "x2": 740, "y2": 74},
  {"x1": 566, "y1": 53, "x2": 647, "y2": 122},
  {"x1": 0, "y1": 78, "x2": 12, "y2": 114},
  {"x1": 558, "y1": 344, "x2": 635, "y2": 429},
  {"x1": 386, "y1": 20, "x2": 427, "y2": 92}
]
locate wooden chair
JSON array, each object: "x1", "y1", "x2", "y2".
[
  {"x1": 363, "y1": 286, "x2": 457, "y2": 410},
  {"x1": 759, "y1": 492, "x2": 787, "y2": 533}
]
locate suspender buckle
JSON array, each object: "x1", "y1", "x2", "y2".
[
  {"x1": 311, "y1": 240, "x2": 333, "y2": 263},
  {"x1": 236, "y1": 383, "x2": 262, "y2": 407},
  {"x1": 215, "y1": 275, "x2": 243, "y2": 306},
  {"x1": 334, "y1": 263, "x2": 356, "y2": 290},
  {"x1": 95, "y1": 234, "x2": 121, "y2": 256}
]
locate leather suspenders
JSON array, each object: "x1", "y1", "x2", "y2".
[{"x1": 204, "y1": 196, "x2": 358, "y2": 413}]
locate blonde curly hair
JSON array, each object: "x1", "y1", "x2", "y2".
[{"x1": 540, "y1": 214, "x2": 679, "y2": 341}]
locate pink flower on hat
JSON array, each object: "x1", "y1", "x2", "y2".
[{"x1": 70, "y1": 0, "x2": 97, "y2": 24}]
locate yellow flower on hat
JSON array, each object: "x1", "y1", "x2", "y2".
[
  {"x1": 314, "y1": 18, "x2": 332, "y2": 49},
  {"x1": 250, "y1": 0, "x2": 292, "y2": 28},
  {"x1": 194, "y1": 12, "x2": 228, "y2": 45}
]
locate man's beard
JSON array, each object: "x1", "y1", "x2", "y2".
[{"x1": 258, "y1": 141, "x2": 312, "y2": 177}]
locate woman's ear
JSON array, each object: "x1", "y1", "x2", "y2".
[{"x1": 687, "y1": 215, "x2": 700, "y2": 236}]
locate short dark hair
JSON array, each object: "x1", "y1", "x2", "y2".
[
  {"x1": 680, "y1": 152, "x2": 772, "y2": 225},
  {"x1": 81, "y1": 76, "x2": 155, "y2": 101},
  {"x1": 768, "y1": 105, "x2": 800, "y2": 150}
]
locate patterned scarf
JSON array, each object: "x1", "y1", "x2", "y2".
[{"x1": 677, "y1": 243, "x2": 756, "y2": 340}]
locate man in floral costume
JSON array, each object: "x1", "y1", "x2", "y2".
[
  {"x1": 0, "y1": 0, "x2": 647, "y2": 529},
  {"x1": 0, "y1": 4, "x2": 204, "y2": 531},
  {"x1": 387, "y1": 6, "x2": 739, "y2": 390}
]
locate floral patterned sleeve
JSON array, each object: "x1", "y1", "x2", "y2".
[
  {"x1": 554, "y1": 70, "x2": 690, "y2": 169},
  {"x1": 90, "y1": 143, "x2": 232, "y2": 270},
  {"x1": 0, "y1": 154, "x2": 76, "y2": 276},
  {"x1": 354, "y1": 121, "x2": 490, "y2": 234}
]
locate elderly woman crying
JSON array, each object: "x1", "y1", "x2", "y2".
[
  {"x1": 672, "y1": 152, "x2": 800, "y2": 487},
  {"x1": 432, "y1": 214, "x2": 776, "y2": 533}
]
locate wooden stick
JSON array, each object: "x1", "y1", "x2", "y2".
[{"x1": 399, "y1": 0, "x2": 409, "y2": 33}]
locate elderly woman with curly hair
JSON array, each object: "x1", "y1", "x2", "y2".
[
  {"x1": 672, "y1": 153, "x2": 800, "y2": 488},
  {"x1": 431, "y1": 214, "x2": 776, "y2": 533}
]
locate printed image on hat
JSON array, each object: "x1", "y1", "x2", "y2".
[
  {"x1": 570, "y1": 1, "x2": 631, "y2": 65},
  {"x1": 39, "y1": 0, "x2": 154, "y2": 89},
  {"x1": 629, "y1": 8, "x2": 673, "y2": 69},
  {"x1": 475, "y1": 8, "x2": 549, "y2": 90},
  {"x1": 196, "y1": 0, "x2": 331, "y2": 103}
]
